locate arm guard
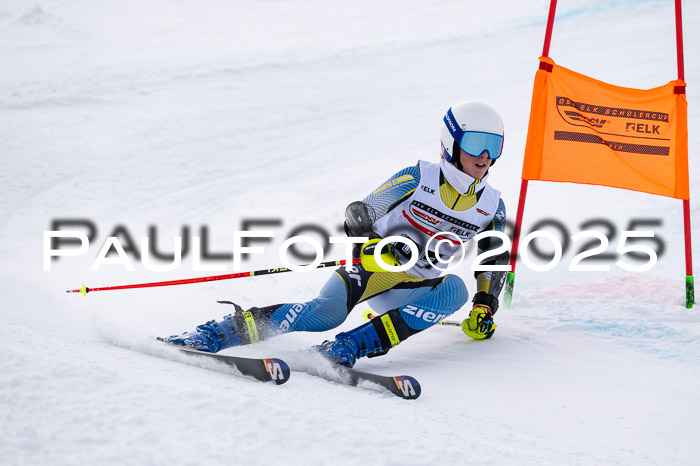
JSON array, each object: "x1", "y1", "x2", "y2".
[
  {"x1": 344, "y1": 201, "x2": 377, "y2": 238},
  {"x1": 343, "y1": 164, "x2": 420, "y2": 244}
]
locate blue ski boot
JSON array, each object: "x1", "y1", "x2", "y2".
[
  {"x1": 316, "y1": 318, "x2": 394, "y2": 367},
  {"x1": 165, "y1": 314, "x2": 242, "y2": 352},
  {"x1": 164, "y1": 302, "x2": 271, "y2": 352}
]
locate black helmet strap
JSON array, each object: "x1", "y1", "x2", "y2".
[{"x1": 452, "y1": 140, "x2": 463, "y2": 171}]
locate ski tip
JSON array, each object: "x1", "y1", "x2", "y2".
[
  {"x1": 263, "y1": 358, "x2": 291, "y2": 385},
  {"x1": 393, "y1": 375, "x2": 421, "y2": 400}
]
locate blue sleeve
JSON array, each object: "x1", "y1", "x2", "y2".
[
  {"x1": 477, "y1": 198, "x2": 507, "y2": 253},
  {"x1": 492, "y1": 198, "x2": 506, "y2": 233},
  {"x1": 361, "y1": 163, "x2": 421, "y2": 222},
  {"x1": 474, "y1": 198, "x2": 509, "y2": 299}
]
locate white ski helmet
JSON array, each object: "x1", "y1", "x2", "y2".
[{"x1": 440, "y1": 101, "x2": 504, "y2": 166}]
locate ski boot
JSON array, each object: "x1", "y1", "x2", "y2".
[
  {"x1": 315, "y1": 318, "x2": 393, "y2": 368},
  {"x1": 164, "y1": 302, "x2": 266, "y2": 353}
]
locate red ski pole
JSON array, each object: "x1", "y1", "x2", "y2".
[{"x1": 66, "y1": 258, "x2": 361, "y2": 296}]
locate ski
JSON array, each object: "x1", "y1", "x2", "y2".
[
  {"x1": 334, "y1": 365, "x2": 421, "y2": 400},
  {"x1": 293, "y1": 361, "x2": 421, "y2": 400},
  {"x1": 156, "y1": 338, "x2": 416, "y2": 396},
  {"x1": 157, "y1": 338, "x2": 291, "y2": 385}
]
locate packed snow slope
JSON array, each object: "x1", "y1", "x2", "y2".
[{"x1": 1, "y1": 0, "x2": 699, "y2": 464}]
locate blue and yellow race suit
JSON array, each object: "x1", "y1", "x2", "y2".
[{"x1": 232, "y1": 160, "x2": 508, "y2": 345}]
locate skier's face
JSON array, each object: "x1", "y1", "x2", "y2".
[{"x1": 459, "y1": 149, "x2": 492, "y2": 179}]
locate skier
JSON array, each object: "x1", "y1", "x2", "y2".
[{"x1": 164, "y1": 101, "x2": 509, "y2": 368}]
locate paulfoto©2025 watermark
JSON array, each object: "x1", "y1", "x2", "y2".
[{"x1": 44, "y1": 217, "x2": 665, "y2": 274}]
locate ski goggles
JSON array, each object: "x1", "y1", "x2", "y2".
[
  {"x1": 444, "y1": 109, "x2": 504, "y2": 160},
  {"x1": 458, "y1": 131, "x2": 504, "y2": 160}
]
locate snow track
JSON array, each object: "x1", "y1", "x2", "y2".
[{"x1": 1, "y1": 0, "x2": 699, "y2": 464}]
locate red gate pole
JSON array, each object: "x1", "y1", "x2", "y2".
[
  {"x1": 684, "y1": 201, "x2": 694, "y2": 308},
  {"x1": 504, "y1": 180, "x2": 529, "y2": 306},
  {"x1": 675, "y1": 0, "x2": 694, "y2": 308},
  {"x1": 675, "y1": 0, "x2": 685, "y2": 81},
  {"x1": 504, "y1": 0, "x2": 558, "y2": 307},
  {"x1": 542, "y1": 0, "x2": 558, "y2": 57}
]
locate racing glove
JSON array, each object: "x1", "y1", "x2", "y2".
[{"x1": 461, "y1": 291, "x2": 498, "y2": 339}]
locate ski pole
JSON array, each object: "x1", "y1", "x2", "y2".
[
  {"x1": 362, "y1": 310, "x2": 461, "y2": 327},
  {"x1": 66, "y1": 258, "x2": 361, "y2": 296}
]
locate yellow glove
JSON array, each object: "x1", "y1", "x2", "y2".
[
  {"x1": 360, "y1": 238, "x2": 400, "y2": 272},
  {"x1": 461, "y1": 305, "x2": 497, "y2": 340}
]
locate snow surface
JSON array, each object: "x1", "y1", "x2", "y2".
[{"x1": 1, "y1": 0, "x2": 699, "y2": 464}]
